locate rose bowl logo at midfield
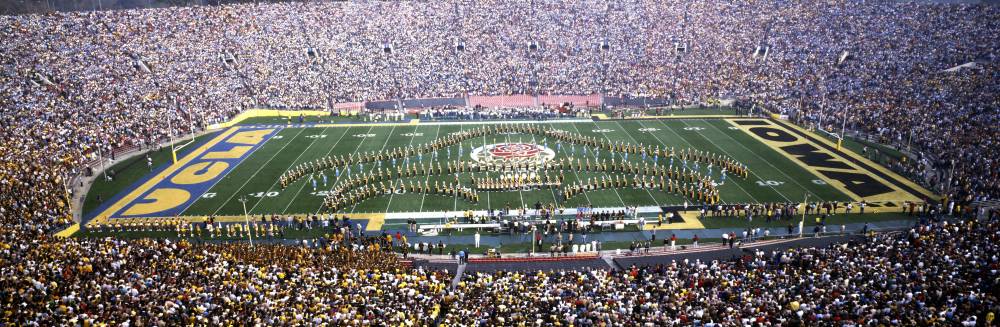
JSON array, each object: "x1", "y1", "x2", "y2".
[{"x1": 471, "y1": 143, "x2": 556, "y2": 164}]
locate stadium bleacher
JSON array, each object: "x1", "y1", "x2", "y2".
[{"x1": 0, "y1": 0, "x2": 998, "y2": 324}]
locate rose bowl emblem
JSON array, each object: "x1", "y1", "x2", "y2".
[
  {"x1": 471, "y1": 143, "x2": 555, "y2": 164},
  {"x1": 490, "y1": 143, "x2": 541, "y2": 158}
]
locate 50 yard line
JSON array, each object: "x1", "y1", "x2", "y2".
[{"x1": 347, "y1": 125, "x2": 397, "y2": 214}]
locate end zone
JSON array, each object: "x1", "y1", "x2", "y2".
[
  {"x1": 88, "y1": 127, "x2": 279, "y2": 226},
  {"x1": 726, "y1": 118, "x2": 936, "y2": 203}
]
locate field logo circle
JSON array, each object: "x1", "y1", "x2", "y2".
[{"x1": 471, "y1": 143, "x2": 555, "y2": 164}]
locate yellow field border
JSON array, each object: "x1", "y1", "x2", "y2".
[
  {"x1": 311, "y1": 119, "x2": 419, "y2": 128},
  {"x1": 725, "y1": 118, "x2": 932, "y2": 202},
  {"x1": 643, "y1": 211, "x2": 706, "y2": 230},
  {"x1": 90, "y1": 212, "x2": 386, "y2": 231},
  {"x1": 88, "y1": 127, "x2": 241, "y2": 226},
  {"x1": 625, "y1": 115, "x2": 744, "y2": 120},
  {"x1": 779, "y1": 120, "x2": 937, "y2": 200},
  {"x1": 208, "y1": 109, "x2": 362, "y2": 129}
]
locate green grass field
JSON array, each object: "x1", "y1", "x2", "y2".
[{"x1": 107, "y1": 118, "x2": 850, "y2": 218}]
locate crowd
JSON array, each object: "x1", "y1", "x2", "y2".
[
  {"x1": 0, "y1": 0, "x2": 998, "y2": 323},
  {"x1": 0, "y1": 226, "x2": 451, "y2": 325},
  {"x1": 1, "y1": 1, "x2": 996, "y2": 236},
  {"x1": 443, "y1": 218, "x2": 1000, "y2": 325}
]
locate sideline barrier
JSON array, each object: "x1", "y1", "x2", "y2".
[{"x1": 208, "y1": 108, "x2": 338, "y2": 129}]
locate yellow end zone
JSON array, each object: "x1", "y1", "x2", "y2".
[
  {"x1": 779, "y1": 121, "x2": 936, "y2": 200},
  {"x1": 88, "y1": 127, "x2": 241, "y2": 226},
  {"x1": 725, "y1": 118, "x2": 934, "y2": 203},
  {"x1": 643, "y1": 211, "x2": 706, "y2": 230}
]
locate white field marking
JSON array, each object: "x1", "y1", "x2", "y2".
[
  {"x1": 640, "y1": 119, "x2": 758, "y2": 204},
  {"x1": 609, "y1": 121, "x2": 662, "y2": 207},
  {"x1": 569, "y1": 122, "x2": 626, "y2": 207},
  {"x1": 699, "y1": 119, "x2": 824, "y2": 201},
  {"x1": 307, "y1": 125, "x2": 375, "y2": 215},
  {"x1": 417, "y1": 125, "x2": 444, "y2": 212},
  {"x1": 586, "y1": 121, "x2": 646, "y2": 206},
  {"x1": 411, "y1": 119, "x2": 593, "y2": 126},
  {"x1": 347, "y1": 125, "x2": 396, "y2": 215},
  {"x1": 482, "y1": 134, "x2": 491, "y2": 209},
  {"x1": 502, "y1": 126, "x2": 527, "y2": 210},
  {"x1": 453, "y1": 125, "x2": 465, "y2": 212},
  {"x1": 384, "y1": 124, "x2": 423, "y2": 214},
  {"x1": 543, "y1": 135, "x2": 560, "y2": 206},
  {"x1": 556, "y1": 128, "x2": 593, "y2": 205},
  {"x1": 173, "y1": 138, "x2": 197, "y2": 151},
  {"x1": 660, "y1": 119, "x2": 794, "y2": 202},
  {"x1": 279, "y1": 124, "x2": 356, "y2": 214},
  {"x1": 235, "y1": 126, "x2": 338, "y2": 216},
  {"x1": 201, "y1": 127, "x2": 304, "y2": 216}
]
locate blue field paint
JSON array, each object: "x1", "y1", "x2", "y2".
[
  {"x1": 84, "y1": 131, "x2": 221, "y2": 222},
  {"x1": 108, "y1": 127, "x2": 280, "y2": 219}
]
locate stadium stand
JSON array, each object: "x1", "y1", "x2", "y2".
[{"x1": 0, "y1": 0, "x2": 998, "y2": 324}]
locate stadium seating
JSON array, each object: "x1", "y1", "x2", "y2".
[{"x1": 0, "y1": 0, "x2": 998, "y2": 324}]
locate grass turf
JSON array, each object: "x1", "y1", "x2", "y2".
[
  {"x1": 82, "y1": 132, "x2": 219, "y2": 215},
  {"x1": 168, "y1": 118, "x2": 851, "y2": 218}
]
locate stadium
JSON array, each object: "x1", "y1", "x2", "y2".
[{"x1": 2, "y1": 0, "x2": 999, "y2": 325}]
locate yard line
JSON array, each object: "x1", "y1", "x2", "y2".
[
  {"x1": 238, "y1": 125, "x2": 339, "y2": 215},
  {"x1": 384, "y1": 125, "x2": 423, "y2": 214},
  {"x1": 307, "y1": 126, "x2": 374, "y2": 214},
  {"x1": 701, "y1": 119, "x2": 824, "y2": 201},
  {"x1": 556, "y1": 126, "x2": 593, "y2": 205},
  {"x1": 502, "y1": 126, "x2": 527, "y2": 210},
  {"x1": 417, "y1": 125, "x2": 443, "y2": 212},
  {"x1": 203, "y1": 127, "x2": 306, "y2": 216},
  {"x1": 543, "y1": 133, "x2": 561, "y2": 206},
  {"x1": 278, "y1": 124, "x2": 354, "y2": 214},
  {"x1": 631, "y1": 120, "x2": 731, "y2": 205},
  {"x1": 452, "y1": 125, "x2": 466, "y2": 212},
  {"x1": 567, "y1": 122, "x2": 626, "y2": 206},
  {"x1": 656, "y1": 119, "x2": 792, "y2": 203},
  {"x1": 608, "y1": 121, "x2": 662, "y2": 207},
  {"x1": 641, "y1": 119, "x2": 759, "y2": 203},
  {"x1": 347, "y1": 125, "x2": 396, "y2": 215},
  {"x1": 481, "y1": 133, "x2": 491, "y2": 209}
]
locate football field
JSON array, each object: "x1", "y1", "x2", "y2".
[{"x1": 85, "y1": 117, "x2": 935, "y2": 226}]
